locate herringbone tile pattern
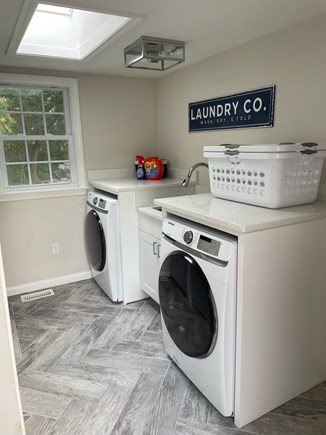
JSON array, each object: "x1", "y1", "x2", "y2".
[{"x1": 8, "y1": 279, "x2": 326, "y2": 434}]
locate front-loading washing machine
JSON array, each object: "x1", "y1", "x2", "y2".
[
  {"x1": 85, "y1": 190, "x2": 123, "y2": 302},
  {"x1": 159, "y1": 215, "x2": 237, "y2": 416}
]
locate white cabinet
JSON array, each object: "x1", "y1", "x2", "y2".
[
  {"x1": 139, "y1": 231, "x2": 160, "y2": 303},
  {"x1": 138, "y1": 210, "x2": 162, "y2": 304},
  {"x1": 154, "y1": 194, "x2": 326, "y2": 428}
]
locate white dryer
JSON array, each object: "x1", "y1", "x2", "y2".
[
  {"x1": 85, "y1": 190, "x2": 123, "y2": 302},
  {"x1": 159, "y1": 215, "x2": 237, "y2": 416}
]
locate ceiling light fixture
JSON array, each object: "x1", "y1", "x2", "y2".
[{"x1": 124, "y1": 36, "x2": 185, "y2": 71}]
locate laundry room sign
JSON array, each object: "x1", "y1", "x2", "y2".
[{"x1": 188, "y1": 85, "x2": 275, "y2": 132}]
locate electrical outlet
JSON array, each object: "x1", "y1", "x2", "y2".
[{"x1": 52, "y1": 242, "x2": 60, "y2": 255}]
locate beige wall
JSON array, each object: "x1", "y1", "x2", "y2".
[
  {"x1": 79, "y1": 74, "x2": 156, "y2": 171},
  {"x1": 156, "y1": 13, "x2": 326, "y2": 190},
  {"x1": 0, "y1": 195, "x2": 88, "y2": 287},
  {"x1": 0, "y1": 70, "x2": 156, "y2": 288}
]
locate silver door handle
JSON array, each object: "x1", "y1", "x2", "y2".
[{"x1": 153, "y1": 241, "x2": 158, "y2": 255}]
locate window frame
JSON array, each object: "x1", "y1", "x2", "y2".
[{"x1": 0, "y1": 73, "x2": 86, "y2": 201}]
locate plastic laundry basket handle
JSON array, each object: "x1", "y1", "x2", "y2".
[
  {"x1": 300, "y1": 149, "x2": 317, "y2": 155},
  {"x1": 301, "y1": 142, "x2": 318, "y2": 148},
  {"x1": 225, "y1": 149, "x2": 240, "y2": 156},
  {"x1": 223, "y1": 144, "x2": 241, "y2": 149}
]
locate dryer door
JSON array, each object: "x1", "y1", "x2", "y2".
[
  {"x1": 159, "y1": 251, "x2": 217, "y2": 358},
  {"x1": 85, "y1": 209, "x2": 106, "y2": 272}
]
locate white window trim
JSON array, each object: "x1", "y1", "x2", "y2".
[{"x1": 0, "y1": 73, "x2": 86, "y2": 201}]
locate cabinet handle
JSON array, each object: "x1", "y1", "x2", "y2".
[
  {"x1": 153, "y1": 241, "x2": 158, "y2": 255},
  {"x1": 157, "y1": 243, "x2": 161, "y2": 259}
]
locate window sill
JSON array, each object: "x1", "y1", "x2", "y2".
[{"x1": 0, "y1": 186, "x2": 87, "y2": 202}]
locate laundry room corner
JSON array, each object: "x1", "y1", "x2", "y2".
[{"x1": 0, "y1": 193, "x2": 90, "y2": 295}]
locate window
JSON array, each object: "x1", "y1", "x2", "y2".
[{"x1": 0, "y1": 74, "x2": 85, "y2": 197}]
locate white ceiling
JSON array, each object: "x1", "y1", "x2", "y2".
[{"x1": 1, "y1": 0, "x2": 326, "y2": 78}]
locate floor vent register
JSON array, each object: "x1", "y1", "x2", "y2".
[{"x1": 21, "y1": 288, "x2": 55, "y2": 303}]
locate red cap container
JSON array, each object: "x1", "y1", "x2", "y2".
[{"x1": 144, "y1": 157, "x2": 164, "y2": 180}]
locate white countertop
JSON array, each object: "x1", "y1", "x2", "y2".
[
  {"x1": 137, "y1": 205, "x2": 163, "y2": 221},
  {"x1": 154, "y1": 193, "x2": 326, "y2": 235},
  {"x1": 89, "y1": 177, "x2": 186, "y2": 194}
]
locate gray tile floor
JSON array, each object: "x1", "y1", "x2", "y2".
[{"x1": 8, "y1": 279, "x2": 326, "y2": 435}]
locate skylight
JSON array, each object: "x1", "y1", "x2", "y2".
[
  {"x1": 36, "y1": 4, "x2": 72, "y2": 15},
  {"x1": 12, "y1": 3, "x2": 132, "y2": 60}
]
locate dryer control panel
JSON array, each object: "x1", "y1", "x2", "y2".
[{"x1": 87, "y1": 191, "x2": 118, "y2": 213}]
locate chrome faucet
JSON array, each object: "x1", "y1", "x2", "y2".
[{"x1": 182, "y1": 162, "x2": 208, "y2": 187}]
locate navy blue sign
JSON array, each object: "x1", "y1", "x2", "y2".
[{"x1": 189, "y1": 86, "x2": 275, "y2": 132}]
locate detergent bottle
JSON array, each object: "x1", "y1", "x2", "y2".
[
  {"x1": 135, "y1": 155, "x2": 145, "y2": 180},
  {"x1": 143, "y1": 156, "x2": 164, "y2": 180}
]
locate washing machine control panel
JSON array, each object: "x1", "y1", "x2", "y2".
[
  {"x1": 162, "y1": 216, "x2": 237, "y2": 262},
  {"x1": 183, "y1": 230, "x2": 193, "y2": 244},
  {"x1": 197, "y1": 234, "x2": 221, "y2": 257}
]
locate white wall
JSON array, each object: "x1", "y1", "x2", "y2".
[
  {"x1": 156, "y1": 13, "x2": 326, "y2": 194},
  {"x1": 0, "y1": 70, "x2": 156, "y2": 289}
]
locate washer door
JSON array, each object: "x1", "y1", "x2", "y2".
[
  {"x1": 159, "y1": 251, "x2": 217, "y2": 358},
  {"x1": 85, "y1": 209, "x2": 106, "y2": 272}
]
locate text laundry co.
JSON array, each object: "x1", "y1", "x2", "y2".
[{"x1": 190, "y1": 97, "x2": 265, "y2": 120}]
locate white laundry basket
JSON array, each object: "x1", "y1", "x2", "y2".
[{"x1": 203, "y1": 142, "x2": 326, "y2": 208}]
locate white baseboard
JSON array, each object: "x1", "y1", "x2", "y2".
[{"x1": 6, "y1": 270, "x2": 92, "y2": 297}]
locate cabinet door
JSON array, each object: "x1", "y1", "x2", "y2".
[{"x1": 139, "y1": 230, "x2": 160, "y2": 304}]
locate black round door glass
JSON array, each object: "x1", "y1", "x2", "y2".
[
  {"x1": 159, "y1": 251, "x2": 217, "y2": 358},
  {"x1": 84, "y1": 210, "x2": 106, "y2": 272}
]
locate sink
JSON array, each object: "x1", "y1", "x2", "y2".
[{"x1": 138, "y1": 204, "x2": 163, "y2": 220}]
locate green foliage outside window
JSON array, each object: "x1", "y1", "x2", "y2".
[
  {"x1": 0, "y1": 86, "x2": 71, "y2": 187},
  {"x1": 0, "y1": 96, "x2": 17, "y2": 135}
]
